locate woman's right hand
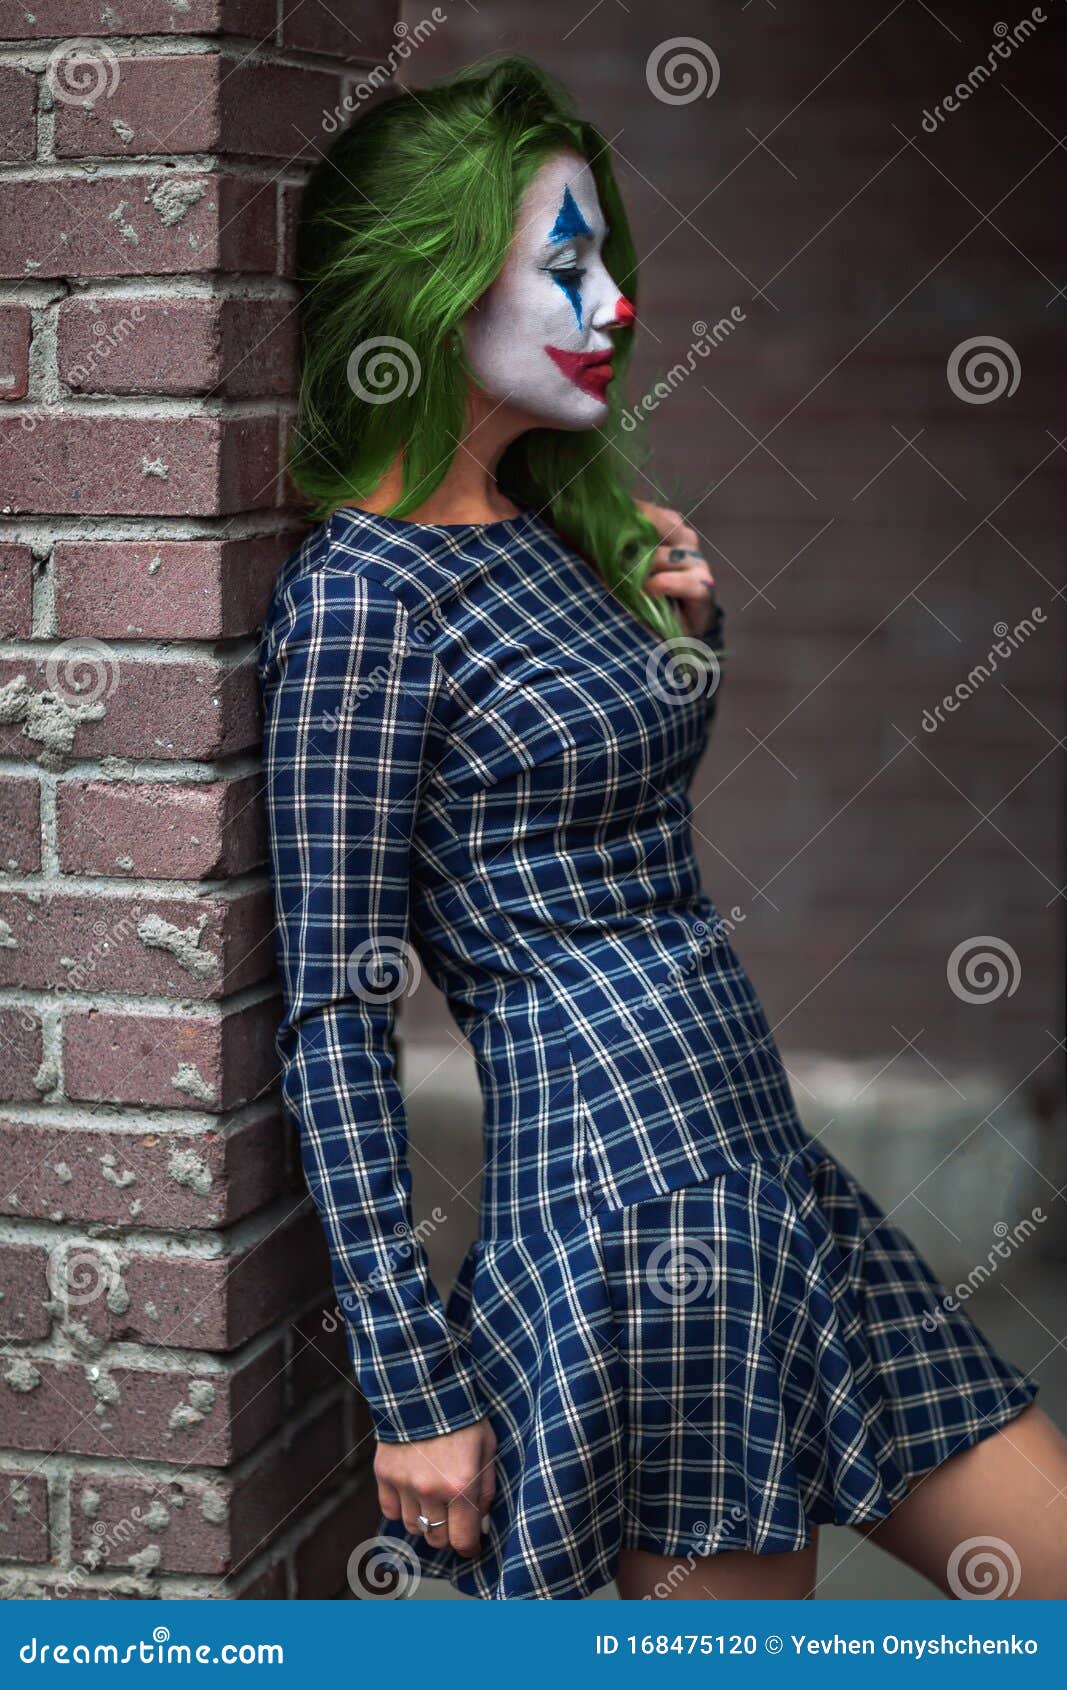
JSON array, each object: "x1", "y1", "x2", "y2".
[{"x1": 375, "y1": 1417, "x2": 498, "y2": 1558}]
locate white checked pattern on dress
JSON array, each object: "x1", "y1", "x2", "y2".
[{"x1": 258, "y1": 506, "x2": 1036, "y2": 1599}]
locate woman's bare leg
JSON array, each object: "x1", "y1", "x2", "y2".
[
  {"x1": 616, "y1": 1537, "x2": 818, "y2": 1600},
  {"x1": 851, "y1": 1403, "x2": 1067, "y2": 1598}
]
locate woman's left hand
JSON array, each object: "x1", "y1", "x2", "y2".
[{"x1": 634, "y1": 498, "x2": 716, "y2": 639}]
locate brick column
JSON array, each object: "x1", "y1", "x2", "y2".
[{"x1": 0, "y1": 2, "x2": 399, "y2": 1600}]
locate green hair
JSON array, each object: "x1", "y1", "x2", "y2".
[{"x1": 291, "y1": 53, "x2": 682, "y2": 640}]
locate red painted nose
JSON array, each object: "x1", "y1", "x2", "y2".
[{"x1": 613, "y1": 295, "x2": 636, "y2": 328}]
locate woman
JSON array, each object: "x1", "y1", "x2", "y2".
[{"x1": 258, "y1": 56, "x2": 1066, "y2": 1600}]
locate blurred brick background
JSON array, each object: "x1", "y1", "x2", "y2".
[{"x1": 398, "y1": 0, "x2": 1066, "y2": 1159}]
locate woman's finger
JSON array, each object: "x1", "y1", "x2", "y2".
[
  {"x1": 403, "y1": 1485, "x2": 450, "y2": 1551},
  {"x1": 378, "y1": 1478, "x2": 403, "y2": 1521},
  {"x1": 645, "y1": 569, "x2": 715, "y2": 599}
]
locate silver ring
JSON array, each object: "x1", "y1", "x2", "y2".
[{"x1": 417, "y1": 1512, "x2": 447, "y2": 1531}]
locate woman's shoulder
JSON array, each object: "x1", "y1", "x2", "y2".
[{"x1": 256, "y1": 514, "x2": 433, "y2": 681}]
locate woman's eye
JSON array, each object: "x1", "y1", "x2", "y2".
[{"x1": 547, "y1": 266, "x2": 586, "y2": 284}]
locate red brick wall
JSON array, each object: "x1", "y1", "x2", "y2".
[
  {"x1": 397, "y1": 1, "x2": 1066, "y2": 1127},
  {"x1": 0, "y1": 2, "x2": 398, "y2": 1601}
]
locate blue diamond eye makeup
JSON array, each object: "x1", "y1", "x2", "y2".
[
  {"x1": 546, "y1": 184, "x2": 593, "y2": 329},
  {"x1": 462, "y1": 151, "x2": 635, "y2": 431}
]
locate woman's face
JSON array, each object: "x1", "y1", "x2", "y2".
[{"x1": 463, "y1": 150, "x2": 634, "y2": 430}]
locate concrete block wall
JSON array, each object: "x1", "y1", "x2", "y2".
[{"x1": 0, "y1": 1, "x2": 400, "y2": 1600}]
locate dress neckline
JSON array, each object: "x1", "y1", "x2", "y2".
[{"x1": 329, "y1": 503, "x2": 542, "y2": 539}]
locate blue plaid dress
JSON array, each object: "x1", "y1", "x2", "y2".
[{"x1": 258, "y1": 504, "x2": 1037, "y2": 1600}]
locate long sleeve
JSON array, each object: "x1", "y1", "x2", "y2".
[{"x1": 258, "y1": 563, "x2": 484, "y2": 1444}]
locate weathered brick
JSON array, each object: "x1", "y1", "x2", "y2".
[
  {"x1": 0, "y1": 1469, "x2": 49, "y2": 1563},
  {"x1": 0, "y1": 176, "x2": 275, "y2": 281},
  {"x1": 0, "y1": 651, "x2": 261, "y2": 762},
  {"x1": 68, "y1": 1399, "x2": 345, "y2": 1575},
  {"x1": 277, "y1": 181, "x2": 303, "y2": 279},
  {"x1": 0, "y1": 414, "x2": 278, "y2": 516},
  {"x1": 1, "y1": 775, "x2": 41, "y2": 872},
  {"x1": 53, "y1": 533, "x2": 295, "y2": 638},
  {"x1": 55, "y1": 57, "x2": 344, "y2": 163},
  {"x1": 19, "y1": 1, "x2": 274, "y2": 36},
  {"x1": 57, "y1": 297, "x2": 298, "y2": 399},
  {"x1": 56, "y1": 774, "x2": 268, "y2": 880},
  {"x1": 0, "y1": 306, "x2": 32, "y2": 402},
  {"x1": 217, "y1": 298, "x2": 300, "y2": 398},
  {"x1": 0, "y1": 542, "x2": 33, "y2": 636},
  {"x1": 0, "y1": 1109, "x2": 286, "y2": 1229},
  {"x1": 0, "y1": 67, "x2": 35, "y2": 162},
  {"x1": 0, "y1": 886, "x2": 273, "y2": 998},
  {"x1": 0, "y1": 1243, "x2": 53, "y2": 1341},
  {"x1": 53, "y1": 53, "x2": 220, "y2": 159},
  {"x1": 0, "y1": 1344, "x2": 286, "y2": 1464},
  {"x1": 292, "y1": 1479, "x2": 381, "y2": 1599},
  {"x1": 0, "y1": 1007, "x2": 43, "y2": 1102},
  {"x1": 280, "y1": 0, "x2": 398, "y2": 62},
  {"x1": 64, "y1": 997, "x2": 280, "y2": 1111},
  {"x1": 233, "y1": 1562, "x2": 288, "y2": 1599},
  {"x1": 85, "y1": 1209, "x2": 331, "y2": 1351},
  {"x1": 287, "y1": 1304, "x2": 353, "y2": 1402}
]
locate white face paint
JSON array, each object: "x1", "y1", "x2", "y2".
[{"x1": 462, "y1": 150, "x2": 634, "y2": 430}]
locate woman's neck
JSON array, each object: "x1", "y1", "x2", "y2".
[{"x1": 335, "y1": 388, "x2": 537, "y2": 525}]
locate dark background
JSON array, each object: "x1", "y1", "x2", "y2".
[
  {"x1": 397, "y1": 0, "x2": 1065, "y2": 1162},
  {"x1": 389, "y1": 0, "x2": 1066, "y2": 1598}
]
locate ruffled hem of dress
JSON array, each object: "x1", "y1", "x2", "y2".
[{"x1": 372, "y1": 1141, "x2": 1041, "y2": 1600}]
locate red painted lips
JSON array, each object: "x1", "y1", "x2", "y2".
[{"x1": 544, "y1": 345, "x2": 614, "y2": 398}]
